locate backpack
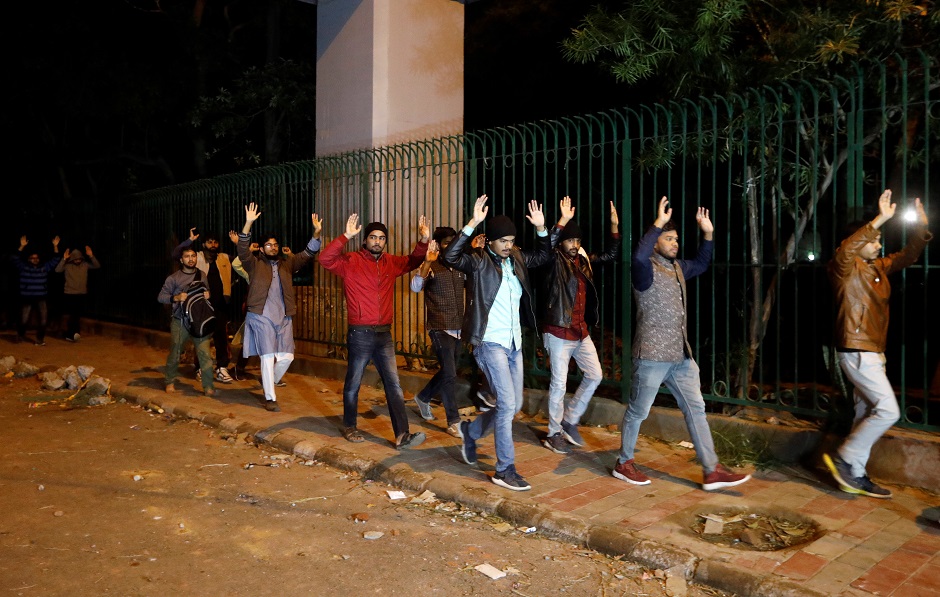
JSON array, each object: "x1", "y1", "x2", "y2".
[{"x1": 181, "y1": 270, "x2": 216, "y2": 337}]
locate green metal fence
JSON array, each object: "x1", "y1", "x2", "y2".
[{"x1": 107, "y1": 54, "x2": 938, "y2": 432}]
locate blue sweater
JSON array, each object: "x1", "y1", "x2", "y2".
[{"x1": 12, "y1": 253, "x2": 60, "y2": 298}]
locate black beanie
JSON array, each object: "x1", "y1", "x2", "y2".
[
  {"x1": 487, "y1": 215, "x2": 516, "y2": 240},
  {"x1": 432, "y1": 226, "x2": 457, "y2": 244},
  {"x1": 363, "y1": 222, "x2": 388, "y2": 238},
  {"x1": 557, "y1": 221, "x2": 583, "y2": 242}
]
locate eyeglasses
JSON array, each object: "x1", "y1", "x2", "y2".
[{"x1": 264, "y1": 242, "x2": 279, "y2": 248}]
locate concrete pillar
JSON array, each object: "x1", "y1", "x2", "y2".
[{"x1": 316, "y1": 0, "x2": 464, "y2": 156}]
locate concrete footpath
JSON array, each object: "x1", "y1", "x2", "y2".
[{"x1": 8, "y1": 324, "x2": 940, "y2": 597}]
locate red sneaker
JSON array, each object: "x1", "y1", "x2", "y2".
[
  {"x1": 612, "y1": 459, "x2": 651, "y2": 485},
  {"x1": 702, "y1": 463, "x2": 751, "y2": 491}
]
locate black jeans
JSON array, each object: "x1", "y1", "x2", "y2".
[
  {"x1": 62, "y1": 294, "x2": 85, "y2": 339},
  {"x1": 417, "y1": 330, "x2": 461, "y2": 425},
  {"x1": 211, "y1": 298, "x2": 229, "y2": 367},
  {"x1": 18, "y1": 297, "x2": 47, "y2": 341}
]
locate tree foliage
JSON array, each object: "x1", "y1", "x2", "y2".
[
  {"x1": 562, "y1": 0, "x2": 938, "y2": 98},
  {"x1": 190, "y1": 58, "x2": 316, "y2": 167},
  {"x1": 563, "y1": 0, "x2": 939, "y2": 399}
]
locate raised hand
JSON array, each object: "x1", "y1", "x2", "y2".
[
  {"x1": 64, "y1": 247, "x2": 71, "y2": 257},
  {"x1": 346, "y1": 213, "x2": 362, "y2": 237},
  {"x1": 228, "y1": 230, "x2": 239, "y2": 244},
  {"x1": 311, "y1": 213, "x2": 323, "y2": 238},
  {"x1": 469, "y1": 195, "x2": 489, "y2": 227},
  {"x1": 282, "y1": 246, "x2": 292, "y2": 255},
  {"x1": 85, "y1": 245, "x2": 94, "y2": 256},
  {"x1": 19, "y1": 236, "x2": 28, "y2": 250},
  {"x1": 245, "y1": 203, "x2": 261, "y2": 224},
  {"x1": 471, "y1": 233, "x2": 486, "y2": 250},
  {"x1": 913, "y1": 197, "x2": 928, "y2": 226},
  {"x1": 52, "y1": 236, "x2": 60, "y2": 248},
  {"x1": 188, "y1": 227, "x2": 199, "y2": 241},
  {"x1": 872, "y1": 189, "x2": 896, "y2": 229},
  {"x1": 559, "y1": 196, "x2": 575, "y2": 225},
  {"x1": 426, "y1": 240, "x2": 440, "y2": 262},
  {"x1": 418, "y1": 215, "x2": 430, "y2": 242},
  {"x1": 610, "y1": 201, "x2": 620, "y2": 227},
  {"x1": 654, "y1": 196, "x2": 672, "y2": 228},
  {"x1": 525, "y1": 200, "x2": 546, "y2": 230},
  {"x1": 696, "y1": 207, "x2": 714, "y2": 237}
]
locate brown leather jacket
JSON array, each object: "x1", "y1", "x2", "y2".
[{"x1": 828, "y1": 222, "x2": 931, "y2": 352}]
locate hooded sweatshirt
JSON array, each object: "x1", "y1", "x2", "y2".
[{"x1": 55, "y1": 250, "x2": 102, "y2": 295}]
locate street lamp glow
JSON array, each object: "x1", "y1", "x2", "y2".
[{"x1": 807, "y1": 252, "x2": 816, "y2": 262}]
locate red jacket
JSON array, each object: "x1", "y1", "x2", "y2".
[{"x1": 319, "y1": 234, "x2": 427, "y2": 326}]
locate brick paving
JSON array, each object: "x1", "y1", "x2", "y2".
[{"x1": 12, "y1": 334, "x2": 940, "y2": 597}]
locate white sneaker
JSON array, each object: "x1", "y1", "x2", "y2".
[{"x1": 215, "y1": 367, "x2": 234, "y2": 384}]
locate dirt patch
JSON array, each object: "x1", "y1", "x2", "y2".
[{"x1": 688, "y1": 505, "x2": 821, "y2": 551}]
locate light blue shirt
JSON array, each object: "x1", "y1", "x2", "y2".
[{"x1": 482, "y1": 247, "x2": 523, "y2": 350}]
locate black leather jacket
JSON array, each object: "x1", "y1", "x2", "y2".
[
  {"x1": 441, "y1": 229, "x2": 552, "y2": 346},
  {"x1": 543, "y1": 227, "x2": 621, "y2": 329}
]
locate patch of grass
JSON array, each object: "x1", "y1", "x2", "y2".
[{"x1": 708, "y1": 424, "x2": 778, "y2": 470}]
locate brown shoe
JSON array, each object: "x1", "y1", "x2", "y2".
[
  {"x1": 612, "y1": 459, "x2": 651, "y2": 485},
  {"x1": 204, "y1": 388, "x2": 218, "y2": 397},
  {"x1": 702, "y1": 463, "x2": 751, "y2": 491},
  {"x1": 264, "y1": 400, "x2": 280, "y2": 412},
  {"x1": 165, "y1": 383, "x2": 177, "y2": 394}
]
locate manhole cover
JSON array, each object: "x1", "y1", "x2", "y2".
[{"x1": 689, "y1": 505, "x2": 821, "y2": 551}]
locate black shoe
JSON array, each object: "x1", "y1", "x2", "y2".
[
  {"x1": 396, "y1": 432, "x2": 426, "y2": 450},
  {"x1": 492, "y1": 466, "x2": 531, "y2": 491},
  {"x1": 476, "y1": 390, "x2": 496, "y2": 409},
  {"x1": 459, "y1": 421, "x2": 477, "y2": 464},
  {"x1": 274, "y1": 380, "x2": 287, "y2": 388},
  {"x1": 560, "y1": 420, "x2": 584, "y2": 447},
  {"x1": 542, "y1": 432, "x2": 571, "y2": 454},
  {"x1": 823, "y1": 453, "x2": 892, "y2": 498}
]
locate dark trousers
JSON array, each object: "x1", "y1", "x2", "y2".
[
  {"x1": 211, "y1": 299, "x2": 229, "y2": 367},
  {"x1": 342, "y1": 328, "x2": 409, "y2": 438},
  {"x1": 62, "y1": 294, "x2": 85, "y2": 339},
  {"x1": 18, "y1": 297, "x2": 48, "y2": 341},
  {"x1": 417, "y1": 330, "x2": 461, "y2": 425}
]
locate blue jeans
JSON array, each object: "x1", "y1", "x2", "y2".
[
  {"x1": 165, "y1": 317, "x2": 214, "y2": 390},
  {"x1": 343, "y1": 328, "x2": 409, "y2": 438},
  {"x1": 618, "y1": 358, "x2": 718, "y2": 473},
  {"x1": 544, "y1": 332, "x2": 604, "y2": 435},
  {"x1": 417, "y1": 330, "x2": 461, "y2": 425},
  {"x1": 464, "y1": 341, "x2": 524, "y2": 474}
]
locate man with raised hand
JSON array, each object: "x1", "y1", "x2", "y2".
[
  {"x1": 12, "y1": 235, "x2": 61, "y2": 345},
  {"x1": 410, "y1": 227, "x2": 467, "y2": 438},
  {"x1": 613, "y1": 197, "x2": 751, "y2": 491},
  {"x1": 541, "y1": 196, "x2": 621, "y2": 454},
  {"x1": 824, "y1": 189, "x2": 931, "y2": 499},
  {"x1": 441, "y1": 195, "x2": 552, "y2": 491},
  {"x1": 319, "y1": 212, "x2": 429, "y2": 449},
  {"x1": 237, "y1": 202, "x2": 321, "y2": 412}
]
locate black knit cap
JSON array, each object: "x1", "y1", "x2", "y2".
[
  {"x1": 432, "y1": 226, "x2": 457, "y2": 244},
  {"x1": 363, "y1": 222, "x2": 388, "y2": 238},
  {"x1": 487, "y1": 215, "x2": 516, "y2": 240},
  {"x1": 557, "y1": 221, "x2": 583, "y2": 242}
]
